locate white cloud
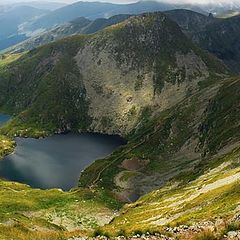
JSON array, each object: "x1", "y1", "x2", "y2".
[
  {"x1": 57, "y1": 0, "x2": 240, "y2": 3},
  {"x1": 1, "y1": 0, "x2": 240, "y2": 5},
  {"x1": 164, "y1": 0, "x2": 240, "y2": 4}
]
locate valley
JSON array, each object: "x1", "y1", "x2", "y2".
[{"x1": 0, "y1": 2, "x2": 239, "y2": 240}]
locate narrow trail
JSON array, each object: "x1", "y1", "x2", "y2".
[
  {"x1": 90, "y1": 120, "x2": 165, "y2": 187},
  {"x1": 90, "y1": 138, "x2": 146, "y2": 187}
]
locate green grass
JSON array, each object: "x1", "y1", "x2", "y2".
[
  {"x1": 0, "y1": 181, "x2": 116, "y2": 239},
  {"x1": 0, "y1": 135, "x2": 15, "y2": 159},
  {"x1": 0, "y1": 35, "x2": 91, "y2": 138},
  {"x1": 0, "y1": 13, "x2": 238, "y2": 240},
  {"x1": 193, "y1": 231, "x2": 217, "y2": 240},
  {"x1": 0, "y1": 53, "x2": 22, "y2": 67},
  {"x1": 101, "y1": 146, "x2": 240, "y2": 236}
]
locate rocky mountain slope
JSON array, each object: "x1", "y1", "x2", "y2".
[
  {"x1": 0, "y1": 13, "x2": 227, "y2": 137},
  {"x1": 166, "y1": 10, "x2": 240, "y2": 73},
  {"x1": 10, "y1": 9, "x2": 240, "y2": 76},
  {"x1": 0, "y1": 12, "x2": 239, "y2": 240}
]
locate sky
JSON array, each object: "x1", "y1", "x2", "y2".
[
  {"x1": 1, "y1": 0, "x2": 240, "y2": 5},
  {"x1": 0, "y1": 0, "x2": 135, "y2": 4}
]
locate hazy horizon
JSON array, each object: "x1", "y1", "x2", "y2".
[{"x1": 1, "y1": 0, "x2": 240, "y2": 6}]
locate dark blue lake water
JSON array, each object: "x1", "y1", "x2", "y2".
[{"x1": 0, "y1": 115, "x2": 125, "y2": 190}]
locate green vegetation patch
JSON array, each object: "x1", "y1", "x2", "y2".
[{"x1": 0, "y1": 135, "x2": 15, "y2": 159}]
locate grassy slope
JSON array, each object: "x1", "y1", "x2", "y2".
[
  {"x1": 80, "y1": 77, "x2": 240, "y2": 190},
  {"x1": 80, "y1": 77, "x2": 240, "y2": 237},
  {"x1": 0, "y1": 13, "x2": 238, "y2": 239},
  {"x1": 0, "y1": 35, "x2": 91, "y2": 138},
  {"x1": 0, "y1": 55, "x2": 20, "y2": 158},
  {"x1": 103, "y1": 146, "x2": 240, "y2": 237},
  {"x1": 0, "y1": 181, "x2": 121, "y2": 240},
  {"x1": 0, "y1": 53, "x2": 22, "y2": 67}
]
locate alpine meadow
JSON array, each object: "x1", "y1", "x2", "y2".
[{"x1": 0, "y1": 1, "x2": 240, "y2": 240}]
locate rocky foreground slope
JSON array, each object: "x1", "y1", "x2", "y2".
[{"x1": 0, "y1": 12, "x2": 239, "y2": 240}]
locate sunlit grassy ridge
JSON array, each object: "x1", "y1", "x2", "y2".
[
  {"x1": 0, "y1": 135, "x2": 15, "y2": 159},
  {"x1": 0, "y1": 53, "x2": 22, "y2": 67},
  {"x1": 0, "y1": 12, "x2": 239, "y2": 239},
  {"x1": 102, "y1": 146, "x2": 240, "y2": 236},
  {"x1": 0, "y1": 181, "x2": 120, "y2": 240}
]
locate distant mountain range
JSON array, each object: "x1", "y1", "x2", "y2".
[
  {"x1": 7, "y1": 8, "x2": 240, "y2": 74},
  {"x1": 0, "y1": 9, "x2": 240, "y2": 240},
  {"x1": 0, "y1": 5, "x2": 48, "y2": 50},
  {"x1": 1, "y1": 0, "x2": 240, "y2": 52},
  {"x1": 21, "y1": 1, "x2": 175, "y2": 34},
  {"x1": 0, "y1": 1, "x2": 66, "y2": 10},
  {"x1": 26, "y1": 0, "x2": 240, "y2": 34},
  {"x1": 8, "y1": 15, "x2": 132, "y2": 52}
]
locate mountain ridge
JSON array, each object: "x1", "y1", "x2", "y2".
[
  {"x1": 0, "y1": 10, "x2": 239, "y2": 240},
  {"x1": 7, "y1": 15, "x2": 132, "y2": 53},
  {"x1": 0, "y1": 12, "x2": 228, "y2": 136},
  {"x1": 165, "y1": 9, "x2": 240, "y2": 73},
  {"x1": 7, "y1": 9, "x2": 240, "y2": 75}
]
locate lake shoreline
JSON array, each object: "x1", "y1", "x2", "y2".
[
  {"x1": 0, "y1": 113, "x2": 126, "y2": 192},
  {"x1": 0, "y1": 132, "x2": 126, "y2": 191}
]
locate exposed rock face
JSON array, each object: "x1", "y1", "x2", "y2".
[
  {"x1": 76, "y1": 45, "x2": 155, "y2": 134},
  {"x1": 0, "y1": 13, "x2": 226, "y2": 136},
  {"x1": 74, "y1": 13, "x2": 216, "y2": 135},
  {"x1": 76, "y1": 47, "x2": 209, "y2": 135},
  {"x1": 166, "y1": 9, "x2": 240, "y2": 73},
  {"x1": 0, "y1": 13, "x2": 231, "y2": 201}
]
